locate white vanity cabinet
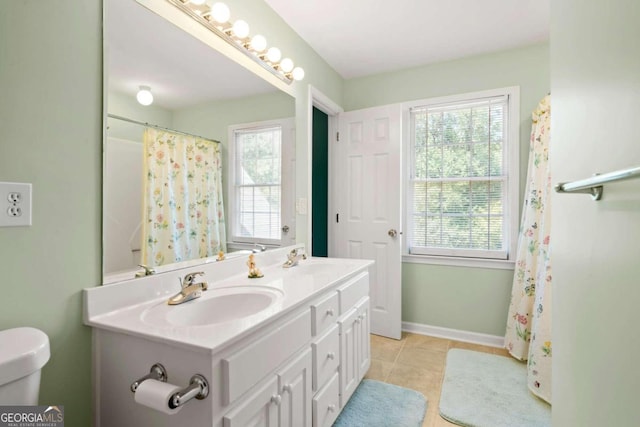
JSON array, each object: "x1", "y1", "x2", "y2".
[
  {"x1": 223, "y1": 348, "x2": 312, "y2": 427},
  {"x1": 85, "y1": 249, "x2": 373, "y2": 427},
  {"x1": 222, "y1": 376, "x2": 280, "y2": 427},
  {"x1": 339, "y1": 297, "x2": 370, "y2": 407},
  {"x1": 310, "y1": 272, "x2": 370, "y2": 426},
  {"x1": 277, "y1": 348, "x2": 313, "y2": 427}
]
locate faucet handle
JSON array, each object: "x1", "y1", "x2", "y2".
[
  {"x1": 181, "y1": 271, "x2": 205, "y2": 288},
  {"x1": 137, "y1": 264, "x2": 155, "y2": 276}
]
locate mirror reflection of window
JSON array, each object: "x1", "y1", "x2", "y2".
[{"x1": 229, "y1": 118, "x2": 295, "y2": 248}]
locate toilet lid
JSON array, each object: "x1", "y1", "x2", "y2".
[{"x1": 0, "y1": 327, "x2": 50, "y2": 386}]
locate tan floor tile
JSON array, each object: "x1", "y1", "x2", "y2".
[
  {"x1": 491, "y1": 346, "x2": 511, "y2": 357},
  {"x1": 404, "y1": 333, "x2": 451, "y2": 352},
  {"x1": 370, "y1": 334, "x2": 405, "y2": 362},
  {"x1": 364, "y1": 358, "x2": 394, "y2": 382},
  {"x1": 396, "y1": 345, "x2": 448, "y2": 372},
  {"x1": 386, "y1": 363, "x2": 443, "y2": 403},
  {"x1": 422, "y1": 406, "x2": 438, "y2": 427},
  {"x1": 369, "y1": 332, "x2": 516, "y2": 426},
  {"x1": 434, "y1": 413, "x2": 459, "y2": 427}
]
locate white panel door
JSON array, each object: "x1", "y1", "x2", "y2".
[{"x1": 335, "y1": 105, "x2": 402, "y2": 339}]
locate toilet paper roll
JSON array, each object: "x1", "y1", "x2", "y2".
[{"x1": 134, "y1": 379, "x2": 182, "y2": 415}]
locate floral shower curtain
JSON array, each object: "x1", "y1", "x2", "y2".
[
  {"x1": 141, "y1": 128, "x2": 226, "y2": 267},
  {"x1": 504, "y1": 95, "x2": 552, "y2": 404}
]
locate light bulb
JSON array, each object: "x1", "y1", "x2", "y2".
[
  {"x1": 250, "y1": 35, "x2": 267, "y2": 52},
  {"x1": 292, "y1": 67, "x2": 305, "y2": 81},
  {"x1": 208, "y1": 2, "x2": 230, "y2": 24},
  {"x1": 280, "y1": 58, "x2": 294, "y2": 73},
  {"x1": 232, "y1": 20, "x2": 250, "y2": 39},
  {"x1": 266, "y1": 47, "x2": 281, "y2": 63},
  {"x1": 136, "y1": 86, "x2": 153, "y2": 106}
]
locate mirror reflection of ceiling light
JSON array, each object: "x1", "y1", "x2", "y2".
[
  {"x1": 167, "y1": 0, "x2": 305, "y2": 83},
  {"x1": 136, "y1": 86, "x2": 154, "y2": 106}
]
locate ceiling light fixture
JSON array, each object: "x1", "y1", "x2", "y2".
[
  {"x1": 136, "y1": 86, "x2": 154, "y2": 106},
  {"x1": 166, "y1": 0, "x2": 304, "y2": 84}
]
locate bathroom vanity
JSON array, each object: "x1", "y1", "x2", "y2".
[{"x1": 84, "y1": 246, "x2": 373, "y2": 427}]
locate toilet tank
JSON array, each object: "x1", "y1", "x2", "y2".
[{"x1": 0, "y1": 327, "x2": 50, "y2": 405}]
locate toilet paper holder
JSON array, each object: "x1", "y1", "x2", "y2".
[
  {"x1": 131, "y1": 363, "x2": 168, "y2": 393},
  {"x1": 131, "y1": 363, "x2": 210, "y2": 409}
]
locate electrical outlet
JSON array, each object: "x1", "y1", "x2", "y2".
[
  {"x1": 0, "y1": 182, "x2": 32, "y2": 227},
  {"x1": 8, "y1": 192, "x2": 22, "y2": 203},
  {"x1": 7, "y1": 206, "x2": 22, "y2": 217}
]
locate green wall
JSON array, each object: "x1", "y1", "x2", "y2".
[
  {"x1": 0, "y1": 1, "x2": 102, "y2": 426},
  {"x1": 344, "y1": 43, "x2": 550, "y2": 336},
  {"x1": 551, "y1": 0, "x2": 640, "y2": 424}
]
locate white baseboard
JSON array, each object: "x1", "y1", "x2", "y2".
[{"x1": 402, "y1": 321, "x2": 505, "y2": 348}]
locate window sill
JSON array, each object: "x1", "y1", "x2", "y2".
[{"x1": 402, "y1": 254, "x2": 515, "y2": 270}]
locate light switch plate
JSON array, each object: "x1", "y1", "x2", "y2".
[
  {"x1": 296, "y1": 198, "x2": 308, "y2": 215},
  {"x1": 0, "y1": 182, "x2": 32, "y2": 227}
]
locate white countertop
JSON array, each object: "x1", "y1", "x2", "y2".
[{"x1": 84, "y1": 247, "x2": 372, "y2": 354}]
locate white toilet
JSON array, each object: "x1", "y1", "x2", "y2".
[{"x1": 0, "y1": 327, "x2": 50, "y2": 405}]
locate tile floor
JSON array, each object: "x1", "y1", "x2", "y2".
[{"x1": 365, "y1": 332, "x2": 510, "y2": 427}]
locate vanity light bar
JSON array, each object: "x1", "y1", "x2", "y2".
[{"x1": 166, "y1": 0, "x2": 304, "y2": 84}]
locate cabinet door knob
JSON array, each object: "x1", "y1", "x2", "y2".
[
  {"x1": 271, "y1": 394, "x2": 282, "y2": 406},
  {"x1": 282, "y1": 384, "x2": 293, "y2": 393},
  {"x1": 327, "y1": 352, "x2": 335, "y2": 360},
  {"x1": 326, "y1": 308, "x2": 334, "y2": 316},
  {"x1": 328, "y1": 404, "x2": 336, "y2": 412}
]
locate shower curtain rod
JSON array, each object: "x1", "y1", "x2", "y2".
[{"x1": 107, "y1": 114, "x2": 220, "y2": 144}]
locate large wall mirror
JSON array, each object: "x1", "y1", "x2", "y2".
[{"x1": 103, "y1": 0, "x2": 296, "y2": 284}]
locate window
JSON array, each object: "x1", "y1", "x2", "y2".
[
  {"x1": 229, "y1": 118, "x2": 294, "y2": 246},
  {"x1": 406, "y1": 88, "x2": 519, "y2": 262}
]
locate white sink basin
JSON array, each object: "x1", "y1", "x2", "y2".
[{"x1": 141, "y1": 286, "x2": 284, "y2": 327}]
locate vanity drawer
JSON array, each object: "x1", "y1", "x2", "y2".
[
  {"x1": 312, "y1": 372, "x2": 340, "y2": 427},
  {"x1": 222, "y1": 309, "x2": 311, "y2": 405},
  {"x1": 311, "y1": 323, "x2": 339, "y2": 392},
  {"x1": 337, "y1": 272, "x2": 369, "y2": 314},
  {"x1": 310, "y1": 292, "x2": 339, "y2": 336}
]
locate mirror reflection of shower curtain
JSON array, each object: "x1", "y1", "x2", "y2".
[
  {"x1": 504, "y1": 95, "x2": 552, "y2": 404},
  {"x1": 141, "y1": 128, "x2": 226, "y2": 266}
]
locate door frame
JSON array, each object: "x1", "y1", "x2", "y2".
[{"x1": 307, "y1": 85, "x2": 343, "y2": 257}]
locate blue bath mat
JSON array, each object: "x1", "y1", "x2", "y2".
[
  {"x1": 439, "y1": 349, "x2": 551, "y2": 427},
  {"x1": 333, "y1": 379, "x2": 427, "y2": 427}
]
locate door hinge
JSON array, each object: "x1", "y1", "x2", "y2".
[
  {"x1": 336, "y1": 131, "x2": 340, "y2": 142},
  {"x1": 336, "y1": 213, "x2": 339, "y2": 223}
]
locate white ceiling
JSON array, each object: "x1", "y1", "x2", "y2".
[
  {"x1": 264, "y1": 0, "x2": 550, "y2": 79},
  {"x1": 106, "y1": 0, "x2": 278, "y2": 110}
]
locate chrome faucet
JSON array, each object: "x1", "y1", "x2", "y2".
[
  {"x1": 168, "y1": 272, "x2": 207, "y2": 305},
  {"x1": 135, "y1": 264, "x2": 155, "y2": 278},
  {"x1": 282, "y1": 248, "x2": 307, "y2": 268},
  {"x1": 253, "y1": 243, "x2": 267, "y2": 253}
]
